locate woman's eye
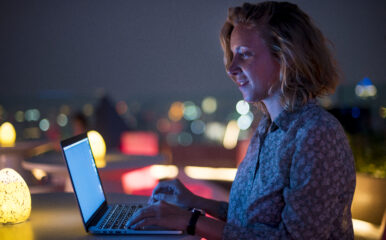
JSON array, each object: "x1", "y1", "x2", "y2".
[{"x1": 240, "y1": 52, "x2": 251, "y2": 59}]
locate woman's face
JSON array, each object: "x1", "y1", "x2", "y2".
[{"x1": 228, "y1": 24, "x2": 280, "y2": 102}]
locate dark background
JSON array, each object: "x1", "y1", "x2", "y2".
[{"x1": 1, "y1": 0, "x2": 385, "y2": 103}]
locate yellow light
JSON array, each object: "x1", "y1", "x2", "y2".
[
  {"x1": 223, "y1": 120, "x2": 240, "y2": 149},
  {"x1": 352, "y1": 218, "x2": 384, "y2": 239},
  {"x1": 201, "y1": 97, "x2": 217, "y2": 114},
  {"x1": 87, "y1": 130, "x2": 106, "y2": 168},
  {"x1": 0, "y1": 168, "x2": 31, "y2": 224},
  {"x1": 31, "y1": 169, "x2": 47, "y2": 181},
  {"x1": 0, "y1": 122, "x2": 16, "y2": 147},
  {"x1": 150, "y1": 165, "x2": 179, "y2": 179},
  {"x1": 379, "y1": 107, "x2": 386, "y2": 119},
  {"x1": 184, "y1": 166, "x2": 237, "y2": 182}
]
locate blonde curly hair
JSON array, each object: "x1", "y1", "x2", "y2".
[{"x1": 220, "y1": 1, "x2": 340, "y2": 112}]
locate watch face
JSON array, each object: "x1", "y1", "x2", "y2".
[{"x1": 192, "y1": 208, "x2": 205, "y2": 215}]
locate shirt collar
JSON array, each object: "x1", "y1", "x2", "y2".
[{"x1": 272, "y1": 99, "x2": 318, "y2": 132}]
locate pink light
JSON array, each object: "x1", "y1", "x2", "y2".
[
  {"x1": 120, "y1": 131, "x2": 159, "y2": 156},
  {"x1": 121, "y1": 166, "x2": 158, "y2": 195},
  {"x1": 186, "y1": 183, "x2": 213, "y2": 200}
]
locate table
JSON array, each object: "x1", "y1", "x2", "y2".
[
  {"x1": 0, "y1": 192, "x2": 198, "y2": 240},
  {"x1": 22, "y1": 151, "x2": 167, "y2": 192}
]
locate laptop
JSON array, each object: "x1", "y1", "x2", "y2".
[{"x1": 60, "y1": 133, "x2": 183, "y2": 235}]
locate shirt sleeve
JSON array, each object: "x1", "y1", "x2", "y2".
[{"x1": 222, "y1": 121, "x2": 355, "y2": 239}]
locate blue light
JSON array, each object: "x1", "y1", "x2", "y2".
[
  {"x1": 358, "y1": 77, "x2": 373, "y2": 86},
  {"x1": 351, "y1": 107, "x2": 360, "y2": 119}
]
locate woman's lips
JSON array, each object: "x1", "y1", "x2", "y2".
[{"x1": 236, "y1": 79, "x2": 249, "y2": 87}]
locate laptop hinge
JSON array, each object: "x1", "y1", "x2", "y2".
[{"x1": 86, "y1": 202, "x2": 108, "y2": 229}]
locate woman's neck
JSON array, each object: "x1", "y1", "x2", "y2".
[{"x1": 262, "y1": 90, "x2": 283, "y2": 121}]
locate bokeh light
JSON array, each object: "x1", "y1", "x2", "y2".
[
  {"x1": 190, "y1": 120, "x2": 206, "y2": 135},
  {"x1": 83, "y1": 104, "x2": 94, "y2": 117},
  {"x1": 60, "y1": 105, "x2": 71, "y2": 115},
  {"x1": 223, "y1": 120, "x2": 240, "y2": 149},
  {"x1": 15, "y1": 111, "x2": 24, "y2": 122},
  {"x1": 201, "y1": 97, "x2": 217, "y2": 114},
  {"x1": 351, "y1": 107, "x2": 360, "y2": 119},
  {"x1": 168, "y1": 102, "x2": 184, "y2": 122},
  {"x1": 56, "y1": 113, "x2": 68, "y2": 127},
  {"x1": 183, "y1": 101, "x2": 201, "y2": 121},
  {"x1": 379, "y1": 107, "x2": 386, "y2": 119},
  {"x1": 236, "y1": 100, "x2": 250, "y2": 115},
  {"x1": 156, "y1": 118, "x2": 171, "y2": 133},
  {"x1": 355, "y1": 77, "x2": 377, "y2": 98},
  {"x1": 177, "y1": 132, "x2": 193, "y2": 146},
  {"x1": 116, "y1": 101, "x2": 128, "y2": 115},
  {"x1": 205, "y1": 122, "x2": 225, "y2": 142},
  {"x1": 237, "y1": 112, "x2": 254, "y2": 130},
  {"x1": 25, "y1": 109, "x2": 40, "y2": 122},
  {"x1": 39, "y1": 119, "x2": 50, "y2": 132}
]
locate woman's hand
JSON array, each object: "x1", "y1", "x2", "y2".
[
  {"x1": 126, "y1": 200, "x2": 190, "y2": 231},
  {"x1": 148, "y1": 178, "x2": 197, "y2": 209}
]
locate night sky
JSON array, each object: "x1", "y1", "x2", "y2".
[{"x1": 1, "y1": 0, "x2": 385, "y2": 104}]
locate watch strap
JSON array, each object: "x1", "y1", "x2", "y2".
[{"x1": 187, "y1": 209, "x2": 202, "y2": 235}]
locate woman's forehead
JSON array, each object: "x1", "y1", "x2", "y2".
[{"x1": 230, "y1": 24, "x2": 264, "y2": 51}]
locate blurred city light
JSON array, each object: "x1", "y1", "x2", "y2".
[
  {"x1": 121, "y1": 131, "x2": 159, "y2": 156},
  {"x1": 39, "y1": 119, "x2": 50, "y2": 132},
  {"x1": 223, "y1": 120, "x2": 240, "y2": 149},
  {"x1": 190, "y1": 120, "x2": 206, "y2": 135},
  {"x1": 83, "y1": 103, "x2": 94, "y2": 117},
  {"x1": 121, "y1": 166, "x2": 158, "y2": 194},
  {"x1": 116, "y1": 101, "x2": 128, "y2": 115},
  {"x1": 14, "y1": 111, "x2": 24, "y2": 122},
  {"x1": 31, "y1": 169, "x2": 47, "y2": 181},
  {"x1": 318, "y1": 96, "x2": 333, "y2": 109},
  {"x1": 56, "y1": 113, "x2": 68, "y2": 127},
  {"x1": 156, "y1": 118, "x2": 171, "y2": 133},
  {"x1": 60, "y1": 105, "x2": 71, "y2": 115},
  {"x1": 177, "y1": 132, "x2": 193, "y2": 146},
  {"x1": 205, "y1": 122, "x2": 225, "y2": 142},
  {"x1": 184, "y1": 166, "x2": 237, "y2": 181},
  {"x1": 379, "y1": 107, "x2": 386, "y2": 119},
  {"x1": 168, "y1": 102, "x2": 184, "y2": 122},
  {"x1": 237, "y1": 112, "x2": 254, "y2": 130},
  {"x1": 236, "y1": 100, "x2": 250, "y2": 115},
  {"x1": 25, "y1": 109, "x2": 40, "y2": 122},
  {"x1": 352, "y1": 219, "x2": 383, "y2": 240},
  {"x1": 23, "y1": 127, "x2": 40, "y2": 139},
  {"x1": 351, "y1": 107, "x2": 360, "y2": 119},
  {"x1": 183, "y1": 101, "x2": 201, "y2": 121},
  {"x1": 166, "y1": 133, "x2": 179, "y2": 146},
  {"x1": 87, "y1": 130, "x2": 106, "y2": 166},
  {"x1": 201, "y1": 97, "x2": 217, "y2": 114},
  {"x1": 149, "y1": 165, "x2": 179, "y2": 179},
  {"x1": 355, "y1": 77, "x2": 377, "y2": 98},
  {"x1": 0, "y1": 122, "x2": 16, "y2": 147}
]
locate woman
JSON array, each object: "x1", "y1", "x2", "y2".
[{"x1": 126, "y1": 2, "x2": 356, "y2": 239}]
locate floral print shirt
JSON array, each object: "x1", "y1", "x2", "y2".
[{"x1": 222, "y1": 101, "x2": 356, "y2": 239}]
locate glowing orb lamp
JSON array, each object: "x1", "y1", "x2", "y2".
[
  {"x1": 0, "y1": 122, "x2": 16, "y2": 147},
  {"x1": 87, "y1": 131, "x2": 106, "y2": 168},
  {"x1": 0, "y1": 168, "x2": 31, "y2": 224}
]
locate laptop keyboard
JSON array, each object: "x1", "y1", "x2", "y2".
[{"x1": 98, "y1": 204, "x2": 142, "y2": 230}]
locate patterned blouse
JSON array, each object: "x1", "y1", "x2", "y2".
[{"x1": 221, "y1": 101, "x2": 356, "y2": 239}]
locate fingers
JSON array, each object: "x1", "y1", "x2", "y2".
[
  {"x1": 126, "y1": 205, "x2": 156, "y2": 228},
  {"x1": 130, "y1": 218, "x2": 158, "y2": 230}
]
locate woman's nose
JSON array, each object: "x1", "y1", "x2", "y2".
[{"x1": 227, "y1": 59, "x2": 241, "y2": 76}]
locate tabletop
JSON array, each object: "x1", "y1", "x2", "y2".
[{"x1": 0, "y1": 192, "x2": 199, "y2": 240}]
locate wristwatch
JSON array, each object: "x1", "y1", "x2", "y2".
[{"x1": 186, "y1": 208, "x2": 205, "y2": 235}]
